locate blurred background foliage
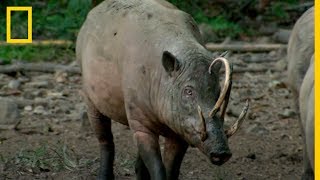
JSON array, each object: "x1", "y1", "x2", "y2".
[
  {"x1": 0, "y1": 0, "x2": 92, "y2": 41},
  {"x1": 0, "y1": 0, "x2": 314, "y2": 63}
]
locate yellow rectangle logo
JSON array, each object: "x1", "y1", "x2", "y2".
[{"x1": 6, "y1": 6, "x2": 32, "y2": 44}]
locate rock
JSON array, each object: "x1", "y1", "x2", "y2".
[
  {"x1": 54, "y1": 71, "x2": 68, "y2": 83},
  {"x1": 8, "y1": 80, "x2": 21, "y2": 89},
  {"x1": 26, "y1": 81, "x2": 49, "y2": 88},
  {"x1": 245, "y1": 124, "x2": 269, "y2": 135},
  {"x1": 24, "y1": 105, "x2": 33, "y2": 111},
  {"x1": 268, "y1": 50, "x2": 277, "y2": 57},
  {"x1": 268, "y1": 80, "x2": 286, "y2": 89},
  {"x1": 33, "y1": 105, "x2": 46, "y2": 115},
  {"x1": 278, "y1": 108, "x2": 296, "y2": 118},
  {"x1": 0, "y1": 100, "x2": 19, "y2": 125},
  {"x1": 47, "y1": 92, "x2": 64, "y2": 99}
]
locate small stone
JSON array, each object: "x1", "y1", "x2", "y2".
[
  {"x1": 24, "y1": 105, "x2": 32, "y2": 111},
  {"x1": 54, "y1": 71, "x2": 68, "y2": 83},
  {"x1": 268, "y1": 50, "x2": 277, "y2": 57},
  {"x1": 278, "y1": 108, "x2": 296, "y2": 118},
  {"x1": 268, "y1": 80, "x2": 286, "y2": 89},
  {"x1": 245, "y1": 124, "x2": 269, "y2": 135},
  {"x1": 8, "y1": 80, "x2": 21, "y2": 89},
  {"x1": 33, "y1": 105, "x2": 46, "y2": 115},
  {"x1": 47, "y1": 92, "x2": 64, "y2": 99},
  {"x1": 31, "y1": 90, "x2": 46, "y2": 97}
]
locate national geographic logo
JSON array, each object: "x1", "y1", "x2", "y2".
[{"x1": 6, "y1": 6, "x2": 32, "y2": 43}]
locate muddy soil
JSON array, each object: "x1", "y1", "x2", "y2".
[{"x1": 0, "y1": 49, "x2": 304, "y2": 180}]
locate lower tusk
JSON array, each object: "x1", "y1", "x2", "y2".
[
  {"x1": 197, "y1": 105, "x2": 207, "y2": 141},
  {"x1": 225, "y1": 100, "x2": 249, "y2": 138}
]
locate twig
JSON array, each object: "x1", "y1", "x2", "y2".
[
  {"x1": 206, "y1": 43, "x2": 287, "y2": 52},
  {"x1": 233, "y1": 67, "x2": 281, "y2": 73},
  {"x1": 0, "y1": 63, "x2": 80, "y2": 74}
]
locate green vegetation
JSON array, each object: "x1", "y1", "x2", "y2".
[
  {"x1": 0, "y1": 0, "x2": 92, "y2": 41},
  {"x1": 0, "y1": 45, "x2": 74, "y2": 64},
  {"x1": 11, "y1": 11, "x2": 28, "y2": 39},
  {"x1": 0, "y1": 0, "x2": 311, "y2": 63},
  {"x1": 0, "y1": 0, "x2": 91, "y2": 63},
  {"x1": 168, "y1": 0, "x2": 307, "y2": 38}
]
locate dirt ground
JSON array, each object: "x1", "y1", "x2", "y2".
[{"x1": 0, "y1": 48, "x2": 305, "y2": 180}]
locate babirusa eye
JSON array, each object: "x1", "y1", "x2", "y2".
[{"x1": 184, "y1": 87, "x2": 193, "y2": 96}]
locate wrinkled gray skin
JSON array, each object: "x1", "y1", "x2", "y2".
[
  {"x1": 77, "y1": 0, "x2": 232, "y2": 179},
  {"x1": 287, "y1": 6, "x2": 314, "y2": 180},
  {"x1": 287, "y1": 7, "x2": 314, "y2": 94}
]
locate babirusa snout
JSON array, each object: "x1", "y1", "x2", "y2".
[{"x1": 210, "y1": 151, "x2": 232, "y2": 166}]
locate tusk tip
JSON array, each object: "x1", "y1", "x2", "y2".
[{"x1": 225, "y1": 100, "x2": 250, "y2": 138}]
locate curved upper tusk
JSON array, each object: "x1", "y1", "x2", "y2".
[
  {"x1": 197, "y1": 105, "x2": 207, "y2": 141},
  {"x1": 220, "y1": 79, "x2": 232, "y2": 121},
  {"x1": 208, "y1": 57, "x2": 232, "y2": 118},
  {"x1": 225, "y1": 100, "x2": 249, "y2": 138}
]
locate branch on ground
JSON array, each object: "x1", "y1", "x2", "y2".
[{"x1": 206, "y1": 43, "x2": 287, "y2": 52}]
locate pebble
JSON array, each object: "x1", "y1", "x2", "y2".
[
  {"x1": 278, "y1": 108, "x2": 296, "y2": 118},
  {"x1": 54, "y1": 71, "x2": 68, "y2": 83},
  {"x1": 24, "y1": 105, "x2": 33, "y2": 111},
  {"x1": 33, "y1": 105, "x2": 46, "y2": 115},
  {"x1": 245, "y1": 124, "x2": 269, "y2": 135},
  {"x1": 8, "y1": 80, "x2": 21, "y2": 89},
  {"x1": 268, "y1": 80, "x2": 286, "y2": 89}
]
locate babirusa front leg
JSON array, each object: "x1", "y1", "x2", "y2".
[{"x1": 134, "y1": 131, "x2": 166, "y2": 180}]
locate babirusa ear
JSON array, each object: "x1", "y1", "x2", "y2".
[{"x1": 162, "y1": 51, "x2": 180, "y2": 76}]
